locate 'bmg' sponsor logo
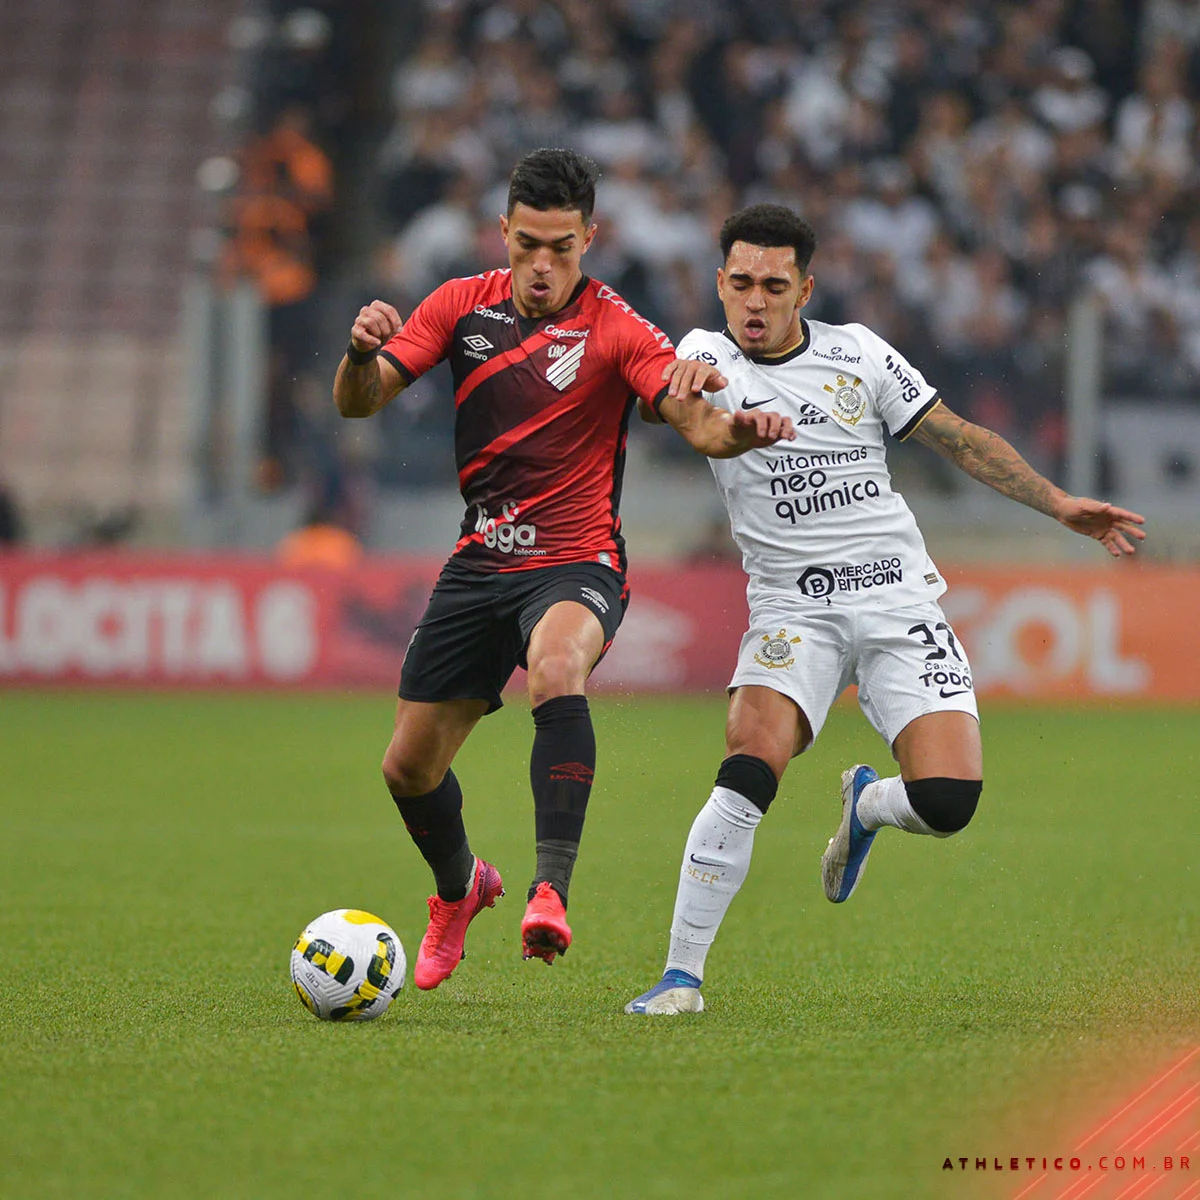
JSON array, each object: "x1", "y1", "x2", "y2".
[{"x1": 884, "y1": 353, "x2": 922, "y2": 403}]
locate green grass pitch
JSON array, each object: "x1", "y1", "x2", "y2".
[{"x1": 1, "y1": 691, "x2": 1196, "y2": 1199}]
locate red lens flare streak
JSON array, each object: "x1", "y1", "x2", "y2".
[{"x1": 1010, "y1": 1048, "x2": 1199, "y2": 1200}]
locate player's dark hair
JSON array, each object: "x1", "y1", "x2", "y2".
[
  {"x1": 507, "y1": 148, "x2": 600, "y2": 224},
  {"x1": 719, "y1": 204, "x2": 817, "y2": 273}
]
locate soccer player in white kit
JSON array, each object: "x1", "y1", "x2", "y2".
[{"x1": 626, "y1": 203, "x2": 1146, "y2": 1015}]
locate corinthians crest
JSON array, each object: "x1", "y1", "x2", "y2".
[
  {"x1": 754, "y1": 628, "x2": 803, "y2": 669},
  {"x1": 823, "y1": 374, "x2": 865, "y2": 425}
]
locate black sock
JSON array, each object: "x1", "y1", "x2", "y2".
[
  {"x1": 528, "y1": 694, "x2": 594, "y2": 906},
  {"x1": 391, "y1": 770, "x2": 474, "y2": 901},
  {"x1": 529, "y1": 839, "x2": 578, "y2": 906}
]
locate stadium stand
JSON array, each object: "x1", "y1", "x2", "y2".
[
  {"x1": 1, "y1": 0, "x2": 1197, "y2": 553},
  {"x1": 0, "y1": 0, "x2": 244, "y2": 542}
]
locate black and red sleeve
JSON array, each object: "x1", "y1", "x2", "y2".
[
  {"x1": 616, "y1": 311, "x2": 676, "y2": 418},
  {"x1": 378, "y1": 279, "x2": 462, "y2": 385}
]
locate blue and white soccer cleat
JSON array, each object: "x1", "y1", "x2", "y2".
[
  {"x1": 624, "y1": 969, "x2": 704, "y2": 1015},
  {"x1": 822, "y1": 764, "x2": 880, "y2": 903}
]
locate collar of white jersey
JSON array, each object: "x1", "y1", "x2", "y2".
[{"x1": 723, "y1": 319, "x2": 812, "y2": 366}]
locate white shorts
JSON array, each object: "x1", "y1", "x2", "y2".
[{"x1": 728, "y1": 597, "x2": 979, "y2": 750}]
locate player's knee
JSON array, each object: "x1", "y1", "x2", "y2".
[
  {"x1": 381, "y1": 748, "x2": 442, "y2": 798},
  {"x1": 527, "y1": 653, "x2": 589, "y2": 709},
  {"x1": 905, "y1": 777, "x2": 982, "y2": 837},
  {"x1": 715, "y1": 754, "x2": 779, "y2": 815}
]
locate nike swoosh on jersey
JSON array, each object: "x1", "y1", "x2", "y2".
[
  {"x1": 740, "y1": 395, "x2": 779, "y2": 410},
  {"x1": 689, "y1": 853, "x2": 723, "y2": 867}
]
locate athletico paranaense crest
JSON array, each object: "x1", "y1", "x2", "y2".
[{"x1": 546, "y1": 336, "x2": 587, "y2": 390}]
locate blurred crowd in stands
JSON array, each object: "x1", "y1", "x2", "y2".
[
  {"x1": 213, "y1": 2, "x2": 357, "y2": 513},
  {"x1": 223, "y1": 100, "x2": 334, "y2": 486},
  {"x1": 222, "y1": 0, "x2": 1200, "y2": 504}
]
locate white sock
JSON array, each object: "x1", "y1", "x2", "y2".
[
  {"x1": 855, "y1": 775, "x2": 936, "y2": 835},
  {"x1": 663, "y1": 786, "x2": 763, "y2": 982}
]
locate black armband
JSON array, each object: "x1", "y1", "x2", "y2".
[{"x1": 345, "y1": 342, "x2": 380, "y2": 366}]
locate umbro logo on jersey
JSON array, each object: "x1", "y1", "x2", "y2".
[
  {"x1": 740, "y1": 395, "x2": 778, "y2": 410},
  {"x1": 463, "y1": 333, "x2": 494, "y2": 362},
  {"x1": 579, "y1": 586, "x2": 609, "y2": 614},
  {"x1": 546, "y1": 335, "x2": 587, "y2": 390}
]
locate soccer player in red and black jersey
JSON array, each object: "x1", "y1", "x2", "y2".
[{"x1": 333, "y1": 148, "x2": 793, "y2": 991}]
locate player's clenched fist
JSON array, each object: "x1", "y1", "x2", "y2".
[
  {"x1": 350, "y1": 300, "x2": 403, "y2": 352},
  {"x1": 335, "y1": 300, "x2": 406, "y2": 417},
  {"x1": 732, "y1": 407, "x2": 795, "y2": 447}
]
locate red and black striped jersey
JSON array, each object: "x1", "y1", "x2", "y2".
[{"x1": 379, "y1": 269, "x2": 675, "y2": 573}]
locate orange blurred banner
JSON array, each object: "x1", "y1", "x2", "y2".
[
  {"x1": 0, "y1": 554, "x2": 1196, "y2": 701},
  {"x1": 938, "y1": 563, "x2": 1200, "y2": 701}
]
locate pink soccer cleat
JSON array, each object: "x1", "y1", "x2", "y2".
[
  {"x1": 521, "y1": 882, "x2": 573, "y2": 964},
  {"x1": 413, "y1": 858, "x2": 504, "y2": 990}
]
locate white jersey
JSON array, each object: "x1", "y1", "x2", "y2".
[{"x1": 678, "y1": 319, "x2": 946, "y2": 611}]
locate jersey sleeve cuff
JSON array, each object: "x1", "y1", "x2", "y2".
[
  {"x1": 894, "y1": 393, "x2": 942, "y2": 441},
  {"x1": 379, "y1": 349, "x2": 415, "y2": 387},
  {"x1": 651, "y1": 385, "x2": 670, "y2": 419}
]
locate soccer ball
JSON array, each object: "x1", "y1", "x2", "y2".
[{"x1": 290, "y1": 909, "x2": 405, "y2": 1021}]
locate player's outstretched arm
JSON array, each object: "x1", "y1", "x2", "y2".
[
  {"x1": 333, "y1": 300, "x2": 406, "y2": 418},
  {"x1": 649, "y1": 358, "x2": 796, "y2": 457},
  {"x1": 910, "y1": 402, "x2": 1146, "y2": 558}
]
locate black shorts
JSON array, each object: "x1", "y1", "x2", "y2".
[{"x1": 399, "y1": 560, "x2": 629, "y2": 714}]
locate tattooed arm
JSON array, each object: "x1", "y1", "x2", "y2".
[
  {"x1": 908, "y1": 402, "x2": 1146, "y2": 558},
  {"x1": 333, "y1": 300, "x2": 407, "y2": 418}
]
